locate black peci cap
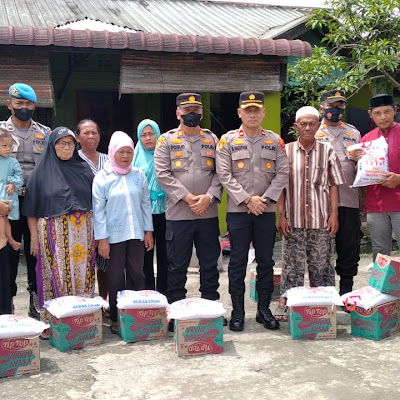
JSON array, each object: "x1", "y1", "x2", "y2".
[{"x1": 369, "y1": 94, "x2": 395, "y2": 109}]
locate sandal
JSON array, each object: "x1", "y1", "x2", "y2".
[
  {"x1": 274, "y1": 306, "x2": 288, "y2": 322},
  {"x1": 40, "y1": 328, "x2": 50, "y2": 340},
  {"x1": 110, "y1": 322, "x2": 118, "y2": 335}
]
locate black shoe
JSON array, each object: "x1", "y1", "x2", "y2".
[
  {"x1": 229, "y1": 295, "x2": 245, "y2": 332},
  {"x1": 256, "y1": 293, "x2": 280, "y2": 330},
  {"x1": 256, "y1": 308, "x2": 280, "y2": 330},
  {"x1": 28, "y1": 291, "x2": 40, "y2": 320},
  {"x1": 229, "y1": 313, "x2": 244, "y2": 331},
  {"x1": 223, "y1": 317, "x2": 228, "y2": 326},
  {"x1": 168, "y1": 319, "x2": 175, "y2": 333}
]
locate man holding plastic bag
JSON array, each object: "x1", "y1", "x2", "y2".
[{"x1": 353, "y1": 94, "x2": 400, "y2": 260}]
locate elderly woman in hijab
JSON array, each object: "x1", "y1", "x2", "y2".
[
  {"x1": 133, "y1": 119, "x2": 168, "y2": 296},
  {"x1": 92, "y1": 130, "x2": 153, "y2": 334},
  {"x1": 23, "y1": 127, "x2": 95, "y2": 334}
]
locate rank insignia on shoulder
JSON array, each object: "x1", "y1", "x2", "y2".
[
  {"x1": 178, "y1": 130, "x2": 184, "y2": 137},
  {"x1": 217, "y1": 138, "x2": 227, "y2": 151},
  {"x1": 239, "y1": 130, "x2": 244, "y2": 137},
  {"x1": 156, "y1": 136, "x2": 166, "y2": 148},
  {"x1": 278, "y1": 138, "x2": 286, "y2": 154},
  {"x1": 171, "y1": 138, "x2": 183, "y2": 144}
]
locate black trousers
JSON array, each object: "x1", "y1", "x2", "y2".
[
  {"x1": 166, "y1": 217, "x2": 220, "y2": 304},
  {"x1": 106, "y1": 239, "x2": 145, "y2": 322},
  {"x1": 9, "y1": 196, "x2": 37, "y2": 296},
  {"x1": 143, "y1": 213, "x2": 168, "y2": 296},
  {"x1": 227, "y1": 212, "x2": 276, "y2": 297},
  {"x1": 335, "y1": 207, "x2": 361, "y2": 278},
  {"x1": 0, "y1": 244, "x2": 12, "y2": 314}
]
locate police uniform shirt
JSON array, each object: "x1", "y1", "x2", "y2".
[
  {"x1": 0, "y1": 117, "x2": 50, "y2": 185},
  {"x1": 216, "y1": 126, "x2": 288, "y2": 213},
  {"x1": 315, "y1": 121, "x2": 361, "y2": 208},
  {"x1": 154, "y1": 127, "x2": 222, "y2": 221}
]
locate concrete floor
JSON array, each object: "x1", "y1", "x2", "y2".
[{"x1": 3, "y1": 253, "x2": 400, "y2": 400}]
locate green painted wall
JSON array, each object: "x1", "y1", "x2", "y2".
[{"x1": 262, "y1": 92, "x2": 281, "y2": 134}]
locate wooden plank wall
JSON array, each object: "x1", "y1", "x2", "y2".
[
  {"x1": 120, "y1": 52, "x2": 284, "y2": 94},
  {"x1": 0, "y1": 49, "x2": 54, "y2": 107}
]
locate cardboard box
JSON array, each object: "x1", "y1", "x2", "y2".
[
  {"x1": 49, "y1": 310, "x2": 102, "y2": 352},
  {"x1": 288, "y1": 305, "x2": 336, "y2": 340},
  {"x1": 174, "y1": 317, "x2": 223, "y2": 356},
  {"x1": 249, "y1": 268, "x2": 281, "y2": 302},
  {"x1": 118, "y1": 307, "x2": 167, "y2": 343},
  {"x1": 369, "y1": 254, "x2": 400, "y2": 296},
  {"x1": 0, "y1": 337, "x2": 40, "y2": 378},
  {"x1": 350, "y1": 300, "x2": 400, "y2": 341}
]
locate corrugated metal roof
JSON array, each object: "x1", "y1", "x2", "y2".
[
  {"x1": 0, "y1": 0, "x2": 311, "y2": 39},
  {"x1": 0, "y1": 26, "x2": 312, "y2": 57}
]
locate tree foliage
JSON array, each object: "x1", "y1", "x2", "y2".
[{"x1": 282, "y1": 0, "x2": 400, "y2": 126}]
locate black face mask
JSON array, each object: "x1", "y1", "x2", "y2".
[
  {"x1": 181, "y1": 112, "x2": 202, "y2": 128},
  {"x1": 13, "y1": 108, "x2": 34, "y2": 122},
  {"x1": 322, "y1": 106, "x2": 344, "y2": 123}
]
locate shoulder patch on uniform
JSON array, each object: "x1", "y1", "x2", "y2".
[
  {"x1": 156, "y1": 136, "x2": 166, "y2": 148},
  {"x1": 278, "y1": 138, "x2": 286, "y2": 154},
  {"x1": 217, "y1": 138, "x2": 227, "y2": 151}
]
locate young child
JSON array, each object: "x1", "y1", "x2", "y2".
[{"x1": 0, "y1": 128, "x2": 24, "y2": 251}]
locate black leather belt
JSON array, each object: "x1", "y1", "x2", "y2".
[{"x1": 18, "y1": 187, "x2": 26, "y2": 196}]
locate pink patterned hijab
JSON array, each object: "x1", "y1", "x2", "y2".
[{"x1": 108, "y1": 131, "x2": 135, "y2": 175}]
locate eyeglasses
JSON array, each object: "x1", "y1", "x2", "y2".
[{"x1": 56, "y1": 140, "x2": 75, "y2": 148}]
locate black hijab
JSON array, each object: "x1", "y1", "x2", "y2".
[{"x1": 23, "y1": 127, "x2": 94, "y2": 218}]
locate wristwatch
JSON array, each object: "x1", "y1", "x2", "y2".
[
  {"x1": 207, "y1": 193, "x2": 215, "y2": 203},
  {"x1": 264, "y1": 197, "x2": 276, "y2": 205}
]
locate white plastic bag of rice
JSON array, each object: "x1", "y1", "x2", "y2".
[
  {"x1": 44, "y1": 295, "x2": 106, "y2": 318},
  {"x1": 282, "y1": 286, "x2": 343, "y2": 307},
  {"x1": 167, "y1": 297, "x2": 226, "y2": 320},
  {"x1": 347, "y1": 136, "x2": 388, "y2": 187},
  {"x1": 0, "y1": 315, "x2": 49, "y2": 339},
  {"x1": 341, "y1": 286, "x2": 398, "y2": 310},
  {"x1": 117, "y1": 290, "x2": 169, "y2": 309}
]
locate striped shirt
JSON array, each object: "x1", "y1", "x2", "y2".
[
  {"x1": 78, "y1": 150, "x2": 109, "y2": 175},
  {"x1": 285, "y1": 140, "x2": 345, "y2": 229}
]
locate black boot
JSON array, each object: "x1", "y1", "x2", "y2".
[
  {"x1": 229, "y1": 295, "x2": 245, "y2": 332},
  {"x1": 256, "y1": 293, "x2": 279, "y2": 330},
  {"x1": 339, "y1": 277, "x2": 354, "y2": 296},
  {"x1": 28, "y1": 291, "x2": 40, "y2": 320}
]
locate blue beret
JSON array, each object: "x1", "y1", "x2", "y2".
[{"x1": 9, "y1": 83, "x2": 37, "y2": 103}]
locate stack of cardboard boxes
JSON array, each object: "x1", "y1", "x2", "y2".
[{"x1": 347, "y1": 254, "x2": 400, "y2": 341}]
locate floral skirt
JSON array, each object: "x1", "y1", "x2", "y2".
[{"x1": 36, "y1": 211, "x2": 96, "y2": 321}]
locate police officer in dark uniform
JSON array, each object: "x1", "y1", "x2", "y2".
[
  {"x1": 1, "y1": 83, "x2": 50, "y2": 318},
  {"x1": 216, "y1": 92, "x2": 288, "y2": 331},
  {"x1": 154, "y1": 93, "x2": 223, "y2": 329},
  {"x1": 315, "y1": 90, "x2": 362, "y2": 296}
]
